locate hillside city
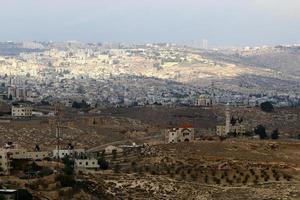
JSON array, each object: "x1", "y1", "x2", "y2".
[{"x1": 1, "y1": 41, "x2": 300, "y2": 108}]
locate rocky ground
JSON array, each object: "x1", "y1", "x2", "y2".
[{"x1": 68, "y1": 139, "x2": 300, "y2": 200}]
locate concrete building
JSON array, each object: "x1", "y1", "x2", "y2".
[
  {"x1": 0, "y1": 150, "x2": 10, "y2": 175},
  {"x1": 11, "y1": 105, "x2": 32, "y2": 117},
  {"x1": 164, "y1": 126, "x2": 195, "y2": 143},
  {"x1": 0, "y1": 143, "x2": 50, "y2": 175},
  {"x1": 11, "y1": 150, "x2": 51, "y2": 160},
  {"x1": 104, "y1": 145, "x2": 123, "y2": 154},
  {"x1": 53, "y1": 148, "x2": 85, "y2": 159},
  {"x1": 197, "y1": 95, "x2": 213, "y2": 107},
  {"x1": 0, "y1": 189, "x2": 17, "y2": 200},
  {"x1": 75, "y1": 158, "x2": 99, "y2": 171},
  {"x1": 216, "y1": 104, "x2": 246, "y2": 136}
]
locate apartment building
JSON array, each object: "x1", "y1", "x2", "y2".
[{"x1": 11, "y1": 105, "x2": 32, "y2": 117}]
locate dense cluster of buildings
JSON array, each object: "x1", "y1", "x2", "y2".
[{"x1": 0, "y1": 41, "x2": 299, "y2": 108}]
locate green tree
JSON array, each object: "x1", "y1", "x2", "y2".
[
  {"x1": 62, "y1": 155, "x2": 74, "y2": 175},
  {"x1": 98, "y1": 158, "x2": 109, "y2": 170},
  {"x1": 254, "y1": 125, "x2": 268, "y2": 139},
  {"x1": 260, "y1": 101, "x2": 274, "y2": 112}
]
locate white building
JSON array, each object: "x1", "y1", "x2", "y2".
[
  {"x1": 11, "y1": 105, "x2": 32, "y2": 117},
  {"x1": 197, "y1": 95, "x2": 213, "y2": 107},
  {"x1": 53, "y1": 148, "x2": 85, "y2": 159}
]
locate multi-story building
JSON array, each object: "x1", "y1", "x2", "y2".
[
  {"x1": 11, "y1": 105, "x2": 32, "y2": 117},
  {"x1": 164, "y1": 126, "x2": 195, "y2": 143},
  {"x1": 0, "y1": 149, "x2": 10, "y2": 175},
  {"x1": 0, "y1": 142, "x2": 51, "y2": 175},
  {"x1": 11, "y1": 150, "x2": 51, "y2": 160}
]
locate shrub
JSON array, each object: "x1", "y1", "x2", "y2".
[
  {"x1": 28, "y1": 182, "x2": 39, "y2": 190},
  {"x1": 55, "y1": 174, "x2": 75, "y2": 187},
  {"x1": 113, "y1": 164, "x2": 120, "y2": 173},
  {"x1": 25, "y1": 161, "x2": 41, "y2": 173},
  {"x1": 17, "y1": 189, "x2": 33, "y2": 200}
]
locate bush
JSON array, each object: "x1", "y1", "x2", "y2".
[
  {"x1": 260, "y1": 102, "x2": 274, "y2": 112},
  {"x1": 25, "y1": 161, "x2": 41, "y2": 173},
  {"x1": 271, "y1": 129, "x2": 279, "y2": 140},
  {"x1": 254, "y1": 125, "x2": 268, "y2": 139},
  {"x1": 62, "y1": 156, "x2": 74, "y2": 175},
  {"x1": 98, "y1": 158, "x2": 109, "y2": 170},
  {"x1": 56, "y1": 174, "x2": 75, "y2": 187},
  {"x1": 17, "y1": 189, "x2": 33, "y2": 200},
  {"x1": 38, "y1": 168, "x2": 54, "y2": 177}
]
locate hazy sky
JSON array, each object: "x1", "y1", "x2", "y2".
[{"x1": 1, "y1": 0, "x2": 300, "y2": 47}]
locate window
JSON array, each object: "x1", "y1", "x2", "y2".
[{"x1": 86, "y1": 162, "x2": 88, "y2": 166}]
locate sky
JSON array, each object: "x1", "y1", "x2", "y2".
[{"x1": 0, "y1": 0, "x2": 300, "y2": 47}]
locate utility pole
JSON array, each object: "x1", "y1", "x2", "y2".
[{"x1": 54, "y1": 103, "x2": 62, "y2": 160}]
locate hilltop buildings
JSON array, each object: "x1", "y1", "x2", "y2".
[
  {"x1": 216, "y1": 104, "x2": 246, "y2": 136},
  {"x1": 164, "y1": 126, "x2": 195, "y2": 143}
]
